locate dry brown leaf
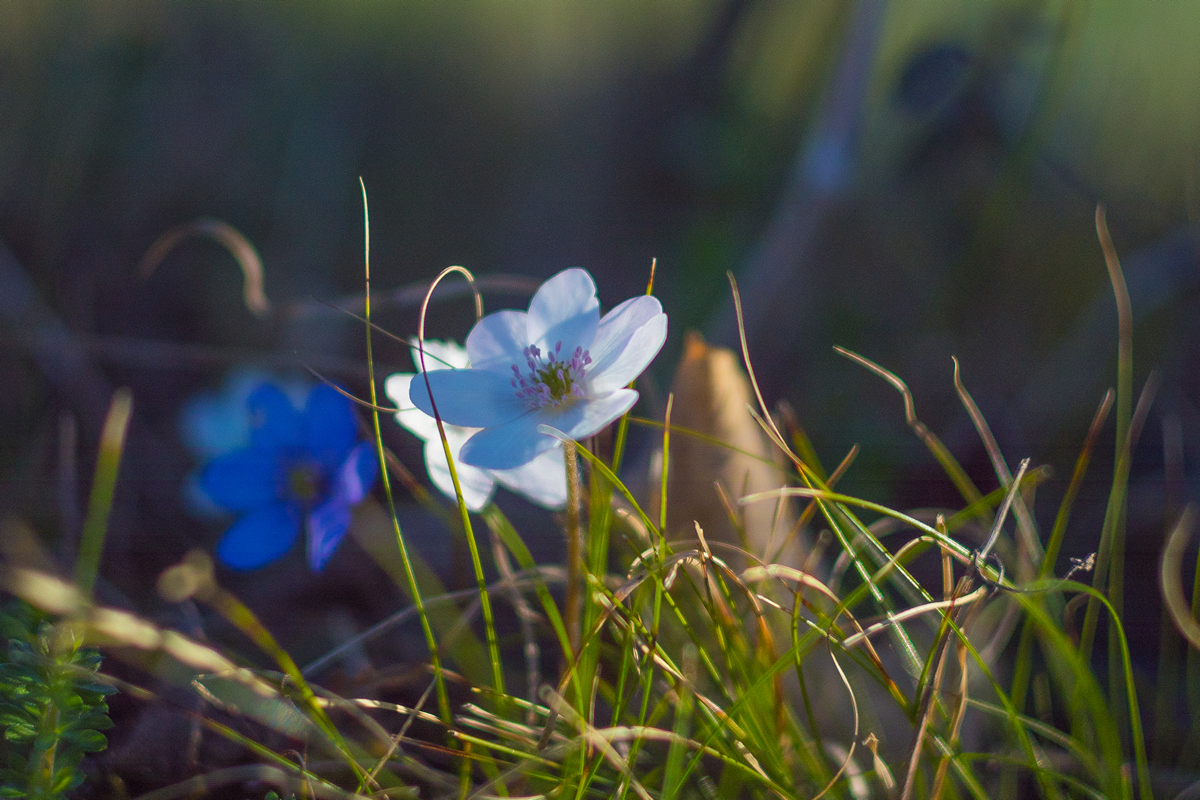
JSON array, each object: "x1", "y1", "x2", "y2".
[{"x1": 655, "y1": 331, "x2": 803, "y2": 567}]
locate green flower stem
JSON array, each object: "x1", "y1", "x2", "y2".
[
  {"x1": 564, "y1": 441, "x2": 583, "y2": 656},
  {"x1": 438, "y1": 426, "x2": 507, "y2": 699}
]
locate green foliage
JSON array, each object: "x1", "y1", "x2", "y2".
[{"x1": 0, "y1": 602, "x2": 114, "y2": 799}]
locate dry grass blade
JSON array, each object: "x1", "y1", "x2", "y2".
[
  {"x1": 834, "y1": 346, "x2": 986, "y2": 515},
  {"x1": 742, "y1": 562, "x2": 903, "y2": 701},
  {"x1": 139, "y1": 218, "x2": 271, "y2": 317},
  {"x1": 1162, "y1": 506, "x2": 1200, "y2": 651},
  {"x1": 2, "y1": 565, "x2": 279, "y2": 697},
  {"x1": 952, "y1": 358, "x2": 1042, "y2": 569},
  {"x1": 933, "y1": 568, "x2": 985, "y2": 800},
  {"x1": 726, "y1": 274, "x2": 789, "y2": 458},
  {"x1": 979, "y1": 457, "x2": 1031, "y2": 562},
  {"x1": 811, "y1": 639, "x2": 860, "y2": 800},
  {"x1": 900, "y1": 569, "x2": 987, "y2": 800},
  {"x1": 540, "y1": 686, "x2": 655, "y2": 800}
]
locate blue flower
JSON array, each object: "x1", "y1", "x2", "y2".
[
  {"x1": 179, "y1": 369, "x2": 310, "y2": 461},
  {"x1": 198, "y1": 383, "x2": 379, "y2": 571},
  {"x1": 409, "y1": 268, "x2": 667, "y2": 470}
]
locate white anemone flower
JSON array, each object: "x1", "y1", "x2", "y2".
[
  {"x1": 386, "y1": 339, "x2": 567, "y2": 511},
  {"x1": 408, "y1": 268, "x2": 667, "y2": 470}
]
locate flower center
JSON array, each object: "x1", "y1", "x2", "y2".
[
  {"x1": 510, "y1": 341, "x2": 592, "y2": 410},
  {"x1": 287, "y1": 460, "x2": 325, "y2": 505}
]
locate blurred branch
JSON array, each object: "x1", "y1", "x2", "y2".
[
  {"x1": 708, "y1": 0, "x2": 887, "y2": 394},
  {"x1": 0, "y1": 239, "x2": 190, "y2": 552},
  {"x1": 284, "y1": 274, "x2": 541, "y2": 320},
  {"x1": 0, "y1": 239, "x2": 123, "y2": 440},
  {"x1": 140, "y1": 219, "x2": 271, "y2": 317},
  {"x1": 0, "y1": 331, "x2": 402, "y2": 379}
]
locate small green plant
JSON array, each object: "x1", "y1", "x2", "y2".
[{"x1": 0, "y1": 601, "x2": 114, "y2": 799}]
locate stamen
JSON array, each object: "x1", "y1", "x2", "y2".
[{"x1": 512, "y1": 343, "x2": 592, "y2": 410}]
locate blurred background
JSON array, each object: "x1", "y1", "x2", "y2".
[{"x1": 2, "y1": 0, "x2": 1200, "y2": 774}]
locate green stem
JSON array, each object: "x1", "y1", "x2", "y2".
[
  {"x1": 36, "y1": 702, "x2": 59, "y2": 795},
  {"x1": 564, "y1": 441, "x2": 582, "y2": 655},
  {"x1": 358, "y1": 180, "x2": 449, "y2": 721}
]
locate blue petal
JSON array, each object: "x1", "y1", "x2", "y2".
[
  {"x1": 526, "y1": 268, "x2": 600, "y2": 354},
  {"x1": 465, "y1": 310, "x2": 528, "y2": 371},
  {"x1": 409, "y1": 368, "x2": 527, "y2": 429},
  {"x1": 558, "y1": 388, "x2": 639, "y2": 441},
  {"x1": 216, "y1": 502, "x2": 302, "y2": 570},
  {"x1": 247, "y1": 384, "x2": 303, "y2": 450},
  {"x1": 459, "y1": 411, "x2": 556, "y2": 470},
  {"x1": 302, "y1": 383, "x2": 359, "y2": 472},
  {"x1": 199, "y1": 448, "x2": 280, "y2": 511},
  {"x1": 307, "y1": 497, "x2": 351, "y2": 571},
  {"x1": 333, "y1": 441, "x2": 378, "y2": 506},
  {"x1": 587, "y1": 310, "x2": 667, "y2": 394},
  {"x1": 179, "y1": 388, "x2": 249, "y2": 460}
]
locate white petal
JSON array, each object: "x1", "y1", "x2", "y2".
[
  {"x1": 424, "y1": 434, "x2": 495, "y2": 512},
  {"x1": 527, "y1": 268, "x2": 599, "y2": 354},
  {"x1": 385, "y1": 373, "x2": 417, "y2": 412},
  {"x1": 409, "y1": 368, "x2": 526, "y2": 428},
  {"x1": 466, "y1": 310, "x2": 528, "y2": 371},
  {"x1": 586, "y1": 310, "x2": 667, "y2": 394},
  {"x1": 459, "y1": 411, "x2": 557, "y2": 470},
  {"x1": 553, "y1": 389, "x2": 640, "y2": 441},
  {"x1": 492, "y1": 445, "x2": 567, "y2": 509},
  {"x1": 407, "y1": 338, "x2": 469, "y2": 372},
  {"x1": 386, "y1": 373, "x2": 441, "y2": 439}
]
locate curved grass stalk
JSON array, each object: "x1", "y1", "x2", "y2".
[
  {"x1": 358, "y1": 181, "x2": 450, "y2": 721},
  {"x1": 1161, "y1": 507, "x2": 1200, "y2": 651},
  {"x1": 411, "y1": 263, "x2": 507, "y2": 703}
]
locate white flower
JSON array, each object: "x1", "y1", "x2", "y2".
[
  {"x1": 408, "y1": 268, "x2": 667, "y2": 470},
  {"x1": 386, "y1": 339, "x2": 568, "y2": 511}
]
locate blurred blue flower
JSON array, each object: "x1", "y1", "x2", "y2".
[
  {"x1": 197, "y1": 382, "x2": 378, "y2": 571},
  {"x1": 179, "y1": 369, "x2": 310, "y2": 461}
]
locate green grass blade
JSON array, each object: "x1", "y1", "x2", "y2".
[
  {"x1": 358, "y1": 180, "x2": 450, "y2": 721},
  {"x1": 74, "y1": 387, "x2": 132, "y2": 600}
]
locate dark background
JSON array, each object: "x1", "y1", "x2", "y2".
[{"x1": 1, "y1": 0, "x2": 1199, "y2": 773}]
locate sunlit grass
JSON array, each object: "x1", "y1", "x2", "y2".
[{"x1": 2, "y1": 207, "x2": 1198, "y2": 799}]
